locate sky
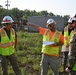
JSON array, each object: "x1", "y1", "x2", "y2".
[{"x1": 0, "y1": 0, "x2": 76, "y2": 16}]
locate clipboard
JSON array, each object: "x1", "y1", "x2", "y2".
[{"x1": 43, "y1": 41, "x2": 55, "y2": 46}]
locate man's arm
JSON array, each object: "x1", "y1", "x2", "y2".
[
  {"x1": 27, "y1": 23, "x2": 40, "y2": 31},
  {"x1": 14, "y1": 32, "x2": 17, "y2": 49}
]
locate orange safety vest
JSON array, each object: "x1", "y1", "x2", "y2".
[{"x1": 42, "y1": 29, "x2": 61, "y2": 57}]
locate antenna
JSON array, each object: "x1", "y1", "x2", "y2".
[{"x1": 5, "y1": 0, "x2": 11, "y2": 15}]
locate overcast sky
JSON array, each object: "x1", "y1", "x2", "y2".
[{"x1": 1, "y1": 0, "x2": 76, "y2": 16}]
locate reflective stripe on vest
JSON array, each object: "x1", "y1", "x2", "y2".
[
  {"x1": 0, "y1": 42, "x2": 15, "y2": 48},
  {"x1": 42, "y1": 30, "x2": 61, "y2": 57},
  {"x1": 0, "y1": 28, "x2": 15, "y2": 56}
]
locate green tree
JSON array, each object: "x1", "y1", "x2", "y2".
[
  {"x1": 40, "y1": 10, "x2": 48, "y2": 16},
  {"x1": 0, "y1": 6, "x2": 6, "y2": 26},
  {"x1": 63, "y1": 15, "x2": 70, "y2": 27},
  {"x1": 49, "y1": 12, "x2": 55, "y2": 16}
]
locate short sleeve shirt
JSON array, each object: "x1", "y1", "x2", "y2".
[{"x1": 39, "y1": 27, "x2": 64, "y2": 43}]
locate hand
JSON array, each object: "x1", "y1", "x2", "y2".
[
  {"x1": 27, "y1": 22, "x2": 29, "y2": 25},
  {"x1": 27, "y1": 23, "x2": 34, "y2": 26},
  {"x1": 47, "y1": 42, "x2": 58, "y2": 46},
  {"x1": 66, "y1": 44, "x2": 69, "y2": 47},
  {"x1": 53, "y1": 42, "x2": 58, "y2": 46}
]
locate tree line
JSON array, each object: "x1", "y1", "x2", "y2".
[{"x1": 0, "y1": 5, "x2": 69, "y2": 26}]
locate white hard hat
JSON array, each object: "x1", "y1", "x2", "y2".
[
  {"x1": 1, "y1": 16, "x2": 14, "y2": 24},
  {"x1": 70, "y1": 13, "x2": 76, "y2": 18},
  {"x1": 47, "y1": 19, "x2": 56, "y2": 25},
  {"x1": 68, "y1": 18, "x2": 72, "y2": 23},
  {"x1": 72, "y1": 17, "x2": 76, "y2": 21},
  {"x1": 70, "y1": 13, "x2": 76, "y2": 21}
]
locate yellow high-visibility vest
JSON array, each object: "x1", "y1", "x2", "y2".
[
  {"x1": 42, "y1": 29, "x2": 61, "y2": 57},
  {"x1": 0, "y1": 28, "x2": 15, "y2": 56},
  {"x1": 64, "y1": 26, "x2": 73, "y2": 46}
]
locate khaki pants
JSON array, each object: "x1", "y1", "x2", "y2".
[
  {"x1": 1, "y1": 53, "x2": 21, "y2": 75},
  {"x1": 40, "y1": 54, "x2": 59, "y2": 75}
]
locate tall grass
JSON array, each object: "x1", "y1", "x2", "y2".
[{"x1": 0, "y1": 31, "x2": 63, "y2": 75}]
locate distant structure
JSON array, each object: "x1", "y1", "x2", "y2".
[{"x1": 27, "y1": 16, "x2": 64, "y2": 31}]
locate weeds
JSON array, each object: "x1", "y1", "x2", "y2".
[{"x1": 0, "y1": 31, "x2": 63, "y2": 75}]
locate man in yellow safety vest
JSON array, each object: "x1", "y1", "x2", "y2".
[
  {"x1": 0, "y1": 16, "x2": 22, "y2": 75},
  {"x1": 27, "y1": 18, "x2": 64, "y2": 75},
  {"x1": 61, "y1": 18, "x2": 74, "y2": 74}
]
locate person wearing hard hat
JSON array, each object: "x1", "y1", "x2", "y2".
[
  {"x1": 0, "y1": 16, "x2": 22, "y2": 75},
  {"x1": 66, "y1": 14, "x2": 76, "y2": 75},
  {"x1": 27, "y1": 18, "x2": 64, "y2": 75},
  {"x1": 72, "y1": 15, "x2": 76, "y2": 29},
  {"x1": 61, "y1": 18, "x2": 74, "y2": 74}
]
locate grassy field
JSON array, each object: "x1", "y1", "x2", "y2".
[{"x1": 0, "y1": 31, "x2": 63, "y2": 75}]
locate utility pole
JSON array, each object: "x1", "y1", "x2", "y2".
[{"x1": 5, "y1": 0, "x2": 10, "y2": 15}]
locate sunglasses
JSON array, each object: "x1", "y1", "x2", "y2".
[
  {"x1": 5, "y1": 23, "x2": 13, "y2": 25},
  {"x1": 48, "y1": 24, "x2": 55, "y2": 27}
]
